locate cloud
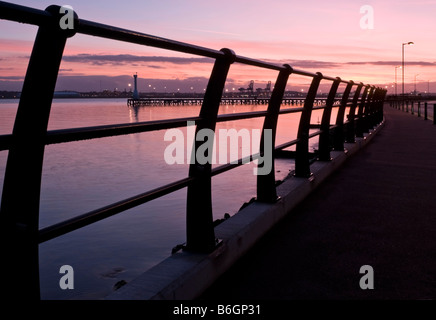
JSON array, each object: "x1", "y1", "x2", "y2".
[
  {"x1": 0, "y1": 76, "x2": 24, "y2": 80},
  {"x1": 282, "y1": 60, "x2": 341, "y2": 69},
  {"x1": 264, "y1": 59, "x2": 337, "y2": 70},
  {"x1": 346, "y1": 61, "x2": 436, "y2": 67},
  {"x1": 175, "y1": 27, "x2": 244, "y2": 37},
  {"x1": 147, "y1": 65, "x2": 165, "y2": 69},
  {"x1": 264, "y1": 58, "x2": 436, "y2": 69},
  {"x1": 62, "y1": 54, "x2": 214, "y2": 66}
]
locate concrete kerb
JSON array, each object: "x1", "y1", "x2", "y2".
[{"x1": 105, "y1": 119, "x2": 386, "y2": 300}]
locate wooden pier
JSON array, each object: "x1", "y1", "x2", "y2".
[{"x1": 127, "y1": 96, "x2": 335, "y2": 107}]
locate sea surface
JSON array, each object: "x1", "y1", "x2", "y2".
[{"x1": 0, "y1": 97, "x2": 407, "y2": 299}]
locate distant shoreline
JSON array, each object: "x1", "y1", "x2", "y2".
[{"x1": 2, "y1": 90, "x2": 436, "y2": 101}]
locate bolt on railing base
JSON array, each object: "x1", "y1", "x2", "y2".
[
  {"x1": 318, "y1": 157, "x2": 333, "y2": 162},
  {"x1": 182, "y1": 238, "x2": 223, "y2": 254},
  {"x1": 293, "y1": 172, "x2": 314, "y2": 179},
  {"x1": 255, "y1": 195, "x2": 282, "y2": 204}
]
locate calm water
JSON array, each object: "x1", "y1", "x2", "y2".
[{"x1": 0, "y1": 98, "x2": 334, "y2": 299}]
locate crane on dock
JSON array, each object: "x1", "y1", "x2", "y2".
[
  {"x1": 256, "y1": 81, "x2": 272, "y2": 96},
  {"x1": 238, "y1": 80, "x2": 254, "y2": 95}
]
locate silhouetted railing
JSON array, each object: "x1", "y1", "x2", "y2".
[
  {"x1": 0, "y1": 1, "x2": 386, "y2": 300},
  {"x1": 388, "y1": 96, "x2": 436, "y2": 123}
]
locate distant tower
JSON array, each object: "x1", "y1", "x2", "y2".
[{"x1": 132, "y1": 73, "x2": 139, "y2": 99}]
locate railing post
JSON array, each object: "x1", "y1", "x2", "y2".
[
  {"x1": 425, "y1": 102, "x2": 428, "y2": 120},
  {"x1": 373, "y1": 88, "x2": 383, "y2": 125},
  {"x1": 294, "y1": 73, "x2": 322, "y2": 177},
  {"x1": 364, "y1": 86, "x2": 376, "y2": 131},
  {"x1": 356, "y1": 85, "x2": 370, "y2": 138},
  {"x1": 256, "y1": 65, "x2": 293, "y2": 203},
  {"x1": 378, "y1": 89, "x2": 387, "y2": 123},
  {"x1": 185, "y1": 48, "x2": 235, "y2": 253},
  {"x1": 346, "y1": 83, "x2": 364, "y2": 143},
  {"x1": 318, "y1": 77, "x2": 341, "y2": 161},
  {"x1": 333, "y1": 81, "x2": 354, "y2": 151},
  {"x1": 434, "y1": 104, "x2": 436, "y2": 125},
  {"x1": 418, "y1": 101, "x2": 421, "y2": 117},
  {"x1": 370, "y1": 87, "x2": 381, "y2": 127},
  {"x1": 0, "y1": 5, "x2": 77, "y2": 300}
]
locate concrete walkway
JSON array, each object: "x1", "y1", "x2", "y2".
[{"x1": 200, "y1": 105, "x2": 436, "y2": 300}]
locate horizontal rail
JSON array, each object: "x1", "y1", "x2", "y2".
[
  {"x1": 275, "y1": 139, "x2": 300, "y2": 151},
  {"x1": 39, "y1": 127, "x2": 330, "y2": 243},
  {"x1": 38, "y1": 176, "x2": 194, "y2": 243},
  {"x1": 78, "y1": 19, "x2": 224, "y2": 60},
  {"x1": 79, "y1": 20, "x2": 355, "y2": 83},
  {"x1": 234, "y1": 56, "x2": 285, "y2": 71},
  {"x1": 0, "y1": 104, "x2": 338, "y2": 150},
  {"x1": 45, "y1": 116, "x2": 201, "y2": 144},
  {"x1": 0, "y1": 1, "x2": 51, "y2": 25},
  {"x1": 44, "y1": 111, "x2": 270, "y2": 145},
  {"x1": 308, "y1": 130, "x2": 322, "y2": 139},
  {"x1": 279, "y1": 107, "x2": 305, "y2": 115}
]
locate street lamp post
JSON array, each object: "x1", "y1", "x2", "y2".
[
  {"x1": 402, "y1": 41, "x2": 414, "y2": 109},
  {"x1": 395, "y1": 66, "x2": 401, "y2": 96}
]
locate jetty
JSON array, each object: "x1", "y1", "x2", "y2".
[{"x1": 127, "y1": 96, "x2": 337, "y2": 107}]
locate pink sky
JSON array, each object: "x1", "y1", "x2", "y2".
[{"x1": 1, "y1": 0, "x2": 436, "y2": 93}]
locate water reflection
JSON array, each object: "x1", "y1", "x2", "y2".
[
  {"x1": 0, "y1": 98, "x2": 333, "y2": 299},
  {"x1": 128, "y1": 104, "x2": 139, "y2": 122}
]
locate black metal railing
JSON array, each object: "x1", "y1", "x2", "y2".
[
  {"x1": 388, "y1": 96, "x2": 436, "y2": 123},
  {"x1": 0, "y1": 1, "x2": 386, "y2": 299}
]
